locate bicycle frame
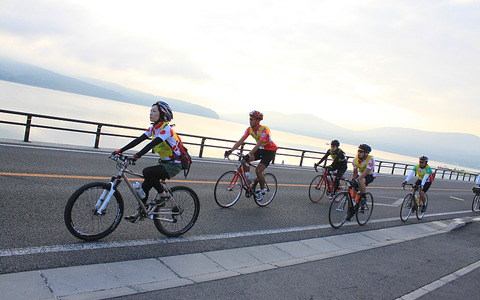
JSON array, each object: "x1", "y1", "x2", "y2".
[
  {"x1": 227, "y1": 154, "x2": 258, "y2": 193},
  {"x1": 98, "y1": 154, "x2": 179, "y2": 221},
  {"x1": 314, "y1": 165, "x2": 343, "y2": 193}
]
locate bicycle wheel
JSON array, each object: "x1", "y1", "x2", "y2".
[
  {"x1": 254, "y1": 173, "x2": 278, "y2": 207},
  {"x1": 214, "y1": 171, "x2": 243, "y2": 207},
  {"x1": 308, "y1": 174, "x2": 326, "y2": 203},
  {"x1": 154, "y1": 186, "x2": 200, "y2": 237},
  {"x1": 329, "y1": 192, "x2": 349, "y2": 229},
  {"x1": 64, "y1": 182, "x2": 123, "y2": 241},
  {"x1": 356, "y1": 192, "x2": 374, "y2": 226},
  {"x1": 416, "y1": 194, "x2": 428, "y2": 219},
  {"x1": 400, "y1": 193, "x2": 414, "y2": 222},
  {"x1": 472, "y1": 195, "x2": 480, "y2": 212}
]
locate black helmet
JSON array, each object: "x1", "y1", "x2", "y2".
[
  {"x1": 358, "y1": 144, "x2": 372, "y2": 153},
  {"x1": 153, "y1": 101, "x2": 173, "y2": 122},
  {"x1": 419, "y1": 155, "x2": 428, "y2": 162},
  {"x1": 331, "y1": 140, "x2": 340, "y2": 146}
]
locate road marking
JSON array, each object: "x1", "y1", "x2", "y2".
[
  {"x1": 0, "y1": 210, "x2": 472, "y2": 258},
  {"x1": 449, "y1": 196, "x2": 465, "y2": 201},
  {"x1": 397, "y1": 259, "x2": 480, "y2": 300}
]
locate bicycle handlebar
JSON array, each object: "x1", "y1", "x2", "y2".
[
  {"x1": 109, "y1": 153, "x2": 136, "y2": 165},
  {"x1": 402, "y1": 183, "x2": 420, "y2": 191}
]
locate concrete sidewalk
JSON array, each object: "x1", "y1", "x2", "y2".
[{"x1": 1, "y1": 217, "x2": 478, "y2": 300}]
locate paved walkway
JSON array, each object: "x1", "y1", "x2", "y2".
[{"x1": 1, "y1": 217, "x2": 479, "y2": 300}]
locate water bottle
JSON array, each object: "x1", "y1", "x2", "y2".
[{"x1": 133, "y1": 182, "x2": 146, "y2": 199}]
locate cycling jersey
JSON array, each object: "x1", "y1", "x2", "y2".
[
  {"x1": 353, "y1": 155, "x2": 376, "y2": 177},
  {"x1": 242, "y1": 125, "x2": 278, "y2": 151},
  {"x1": 146, "y1": 122, "x2": 181, "y2": 163},
  {"x1": 318, "y1": 148, "x2": 347, "y2": 166},
  {"x1": 405, "y1": 164, "x2": 433, "y2": 186}
]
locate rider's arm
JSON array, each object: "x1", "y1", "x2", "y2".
[
  {"x1": 248, "y1": 139, "x2": 263, "y2": 157},
  {"x1": 118, "y1": 134, "x2": 148, "y2": 152},
  {"x1": 317, "y1": 151, "x2": 329, "y2": 165},
  {"x1": 229, "y1": 135, "x2": 248, "y2": 152},
  {"x1": 405, "y1": 171, "x2": 415, "y2": 183},
  {"x1": 134, "y1": 136, "x2": 164, "y2": 158}
]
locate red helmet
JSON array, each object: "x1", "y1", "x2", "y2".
[{"x1": 249, "y1": 110, "x2": 263, "y2": 120}]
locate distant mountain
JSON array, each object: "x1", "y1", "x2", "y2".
[
  {"x1": 221, "y1": 112, "x2": 480, "y2": 170},
  {"x1": 0, "y1": 56, "x2": 219, "y2": 119}
]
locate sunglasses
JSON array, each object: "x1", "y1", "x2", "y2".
[
  {"x1": 357, "y1": 150, "x2": 365, "y2": 153},
  {"x1": 419, "y1": 160, "x2": 426, "y2": 163}
]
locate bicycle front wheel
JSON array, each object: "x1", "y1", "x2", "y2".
[
  {"x1": 214, "y1": 171, "x2": 243, "y2": 208},
  {"x1": 400, "y1": 193, "x2": 414, "y2": 222},
  {"x1": 64, "y1": 182, "x2": 124, "y2": 241},
  {"x1": 154, "y1": 186, "x2": 200, "y2": 237},
  {"x1": 308, "y1": 174, "x2": 326, "y2": 203},
  {"x1": 254, "y1": 173, "x2": 278, "y2": 207},
  {"x1": 416, "y1": 194, "x2": 428, "y2": 219},
  {"x1": 356, "y1": 192, "x2": 374, "y2": 226},
  {"x1": 329, "y1": 192, "x2": 349, "y2": 229}
]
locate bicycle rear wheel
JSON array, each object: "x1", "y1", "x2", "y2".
[
  {"x1": 472, "y1": 195, "x2": 480, "y2": 212},
  {"x1": 416, "y1": 194, "x2": 428, "y2": 219},
  {"x1": 154, "y1": 186, "x2": 200, "y2": 237},
  {"x1": 64, "y1": 182, "x2": 124, "y2": 241},
  {"x1": 356, "y1": 192, "x2": 373, "y2": 226},
  {"x1": 400, "y1": 193, "x2": 414, "y2": 222},
  {"x1": 308, "y1": 174, "x2": 326, "y2": 203},
  {"x1": 254, "y1": 173, "x2": 278, "y2": 207},
  {"x1": 329, "y1": 192, "x2": 349, "y2": 229},
  {"x1": 214, "y1": 171, "x2": 242, "y2": 208}
]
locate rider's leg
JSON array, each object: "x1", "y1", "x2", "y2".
[
  {"x1": 256, "y1": 162, "x2": 267, "y2": 189},
  {"x1": 333, "y1": 165, "x2": 347, "y2": 193},
  {"x1": 142, "y1": 165, "x2": 169, "y2": 198}
]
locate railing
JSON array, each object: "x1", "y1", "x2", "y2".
[{"x1": 1, "y1": 109, "x2": 478, "y2": 182}]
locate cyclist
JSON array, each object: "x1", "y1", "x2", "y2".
[
  {"x1": 348, "y1": 144, "x2": 376, "y2": 220},
  {"x1": 402, "y1": 155, "x2": 433, "y2": 212},
  {"x1": 314, "y1": 139, "x2": 348, "y2": 198},
  {"x1": 112, "y1": 101, "x2": 182, "y2": 222},
  {"x1": 224, "y1": 110, "x2": 278, "y2": 201}
]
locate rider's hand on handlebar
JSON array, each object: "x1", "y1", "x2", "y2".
[
  {"x1": 111, "y1": 149, "x2": 121, "y2": 157},
  {"x1": 401, "y1": 181, "x2": 407, "y2": 187},
  {"x1": 224, "y1": 150, "x2": 232, "y2": 158},
  {"x1": 126, "y1": 155, "x2": 138, "y2": 164},
  {"x1": 242, "y1": 154, "x2": 251, "y2": 162}
]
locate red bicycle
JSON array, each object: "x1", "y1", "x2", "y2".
[
  {"x1": 214, "y1": 153, "x2": 278, "y2": 207},
  {"x1": 308, "y1": 165, "x2": 344, "y2": 203}
]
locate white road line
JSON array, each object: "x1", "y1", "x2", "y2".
[
  {"x1": 0, "y1": 210, "x2": 472, "y2": 258},
  {"x1": 397, "y1": 259, "x2": 480, "y2": 300},
  {"x1": 449, "y1": 196, "x2": 465, "y2": 201}
]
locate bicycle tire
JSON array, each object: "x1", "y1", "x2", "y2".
[
  {"x1": 154, "y1": 186, "x2": 200, "y2": 237},
  {"x1": 416, "y1": 193, "x2": 428, "y2": 219},
  {"x1": 400, "y1": 193, "x2": 414, "y2": 222},
  {"x1": 214, "y1": 171, "x2": 242, "y2": 208},
  {"x1": 472, "y1": 195, "x2": 480, "y2": 212},
  {"x1": 356, "y1": 192, "x2": 374, "y2": 226},
  {"x1": 64, "y1": 182, "x2": 124, "y2": 241},
  {"x1": 308, "y1": 174, "x2": 326, "y2": 203},
  {"x1": 254, "y1": 173, "x2": 278, "y2": 207},
  {"x1": 329, "y1": 192, "x2": 349, "y2": 229}
]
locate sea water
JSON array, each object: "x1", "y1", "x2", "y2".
[{"x1": 1, "y1": 80, "x2": 478, "y2": 174}]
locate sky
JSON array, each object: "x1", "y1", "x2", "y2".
[{"x1": 1, "y1": 0, "x2": 479, "y2": 136}]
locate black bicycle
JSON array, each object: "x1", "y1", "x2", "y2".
[
  {"x1": 328, "y1": 179, "x2": 374, "y2": 229},
  {"x1": 64, "y1": 153, "x2": 200, "y2": 241}
]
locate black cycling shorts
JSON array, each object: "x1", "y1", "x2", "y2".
[
  {"x1": 253, "y1": 149, "x2": 276, "y2": 167},
  {"x1": 365, "y1": 174, "x2": 375, "y2": 186},
  {"x1": 415, "y1": 179, "x2": 432, "y2": 192}
]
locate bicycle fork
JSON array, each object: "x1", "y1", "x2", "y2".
[{"x1": 95, "y1": 182, "x2": 116, "y2": 215}]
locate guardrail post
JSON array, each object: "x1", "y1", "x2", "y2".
[
  {"x1": 199, "y1": 138, "x2": 207, "y2": 158},
  {"x1": 239, "y1": 144, "x2": 245, "y2": 154},
  {"x1": 391, "y1": 163, "x2": 396, "y2": 175},
  {"x1": 403, "y1": 165, "x2": 408, "y2": 175},
  {"x1": 299, "y1": 151, "x2": 306, "y2": 166},
  {"x1": 377, "y1": 161, "x2": 382, "y2": 173},
  {"x1": 23, "y1": 115, "x2": 32, "y2": 142},
  {"x1": 94, "y1": 125, "x2": 102, "y2": 148}
]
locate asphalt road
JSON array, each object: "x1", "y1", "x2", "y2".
[{"x1": 1, "y1": 140, "x2": 479, "y2": 299}]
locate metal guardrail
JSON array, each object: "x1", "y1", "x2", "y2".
[{"x1": 1, "y1": 109, "x2": 478, "y2": 182}]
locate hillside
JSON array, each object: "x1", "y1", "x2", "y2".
[{"x1": 0, "y1": 56, "x2": 218, "y2": 119}]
